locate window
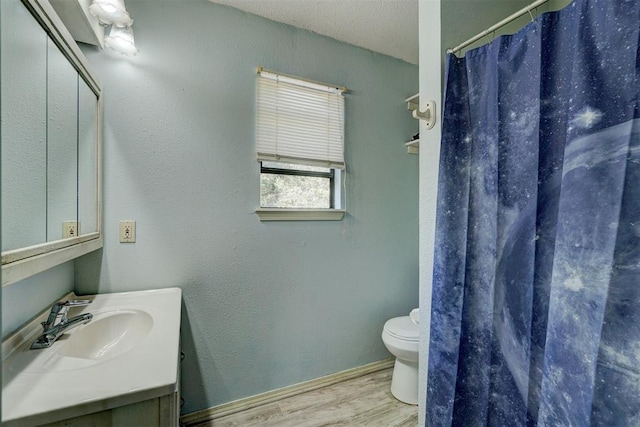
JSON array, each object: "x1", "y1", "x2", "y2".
[
  {"x1": 260, "y1": 161, "x2": 342, "y2": 208},
  {"x1": 255, "y1": 68, "x2": 346, "y2": 221}
]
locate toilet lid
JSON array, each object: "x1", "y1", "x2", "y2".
[{"x1": 384, "y1": 316, "x2": 419, "y2": 342}]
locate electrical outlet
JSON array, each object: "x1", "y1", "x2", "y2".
[
  {"x1": 63, "y1": 221, "x2": 79, "y2": 238},
  {"x1": 119, "y1": 220, "x2": 136, "y2": 243}
]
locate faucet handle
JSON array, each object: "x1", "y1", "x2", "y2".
[
  {"x1": 41, "y1": 299, "x2": 92, "y2": 330},
  {"x1": 63, "y1": 299, "x2": 93, "y2": 307},
  {"x1": 57, "y1": 300, "x2": 92, "y2": 322}
]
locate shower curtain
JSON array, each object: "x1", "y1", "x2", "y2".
[{"x1": 427, "y1": 0, "x2": 640, "y2": 425}]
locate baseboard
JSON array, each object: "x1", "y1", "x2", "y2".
[{"x1": 180, "y1": 357, "x2": 395, "y2": 426}]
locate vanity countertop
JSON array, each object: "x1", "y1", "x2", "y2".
[{"x1": 2, "y1": 287, "x2": 182, "y2": 426}]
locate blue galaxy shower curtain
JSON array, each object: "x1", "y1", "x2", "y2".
[{"x1": 427, "y1": 0, "x2": 640, "y2": 425}]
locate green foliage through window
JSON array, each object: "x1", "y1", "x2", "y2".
[{"x1": 260, "y1": 162, "x2": 336, "y2": 209}]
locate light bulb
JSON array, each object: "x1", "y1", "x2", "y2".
[
  {"x1": 89, "y1": 0, "x2": 133, "y2": 27},
  {"x1": 104, "y1": 25, "x2": 138, "y2": 56}
]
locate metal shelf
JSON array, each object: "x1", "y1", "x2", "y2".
[
  {"x1": 405, "y1": 94, "x2": 419, "y2": 154},
  {"x1": 406, "y1": 139, "x2": 419, "y2": 155}
]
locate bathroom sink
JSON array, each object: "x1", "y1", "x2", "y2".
[
  {"x1": 5, "y1": 309, "x2": 155, "y2": 374},
  {"x1": 60, "y1": 310, "x2": 153, "y2": 361},
  {"x1": 2, "y1": 288, "x2": 182, "y2": 426}
]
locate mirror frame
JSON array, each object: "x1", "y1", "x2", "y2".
[{"x1": 2, "y1": 0, "x2": 103, "y2": 287}]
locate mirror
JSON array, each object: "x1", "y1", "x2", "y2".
[
  {"x1": 47, "y1": 36, "x2": 79, "y2": 242},
  {"x1": 1, "y1": 0, "x2": 48, "y2": 251},
  {"x1": 78, "y1": 77, "x2": 99, "y2": 236},
  {"x1": 1, "y1": 0, "x2": 103, "y2": 286}
]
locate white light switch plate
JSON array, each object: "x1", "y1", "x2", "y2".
[{"x1": 119, "y1": 220, "x2": 136, "y2": 243}]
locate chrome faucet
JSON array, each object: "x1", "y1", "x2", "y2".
[{"x1": 31, "y1": 300, "x2": 93, "y2": 350}]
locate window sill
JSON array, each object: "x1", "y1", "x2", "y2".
[{"x1": 256, "y1": 208, "x2": 345, "y2": 221}]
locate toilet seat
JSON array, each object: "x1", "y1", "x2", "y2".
[{"x1": 383, "y1": 316, "x2": 419, "y2": 342}]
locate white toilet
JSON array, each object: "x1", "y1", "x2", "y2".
[{"x1": 381, "y1": 309, "x2": 419, "y2": 405}]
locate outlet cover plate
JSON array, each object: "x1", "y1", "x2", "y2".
[
  {"x1": 119, "y1": 220, "x2": 136, "y2": 243},
  {"x1": 63, "y1": 221, "x2": 79, "y2": 238}
]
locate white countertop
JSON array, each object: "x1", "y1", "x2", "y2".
[{"x1": 2, "y1": 287, "x2": 182, "y2": 426}]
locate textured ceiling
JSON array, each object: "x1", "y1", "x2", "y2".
[{"x1": 208, "y1": 0, "x2": 419, "y2": 64}]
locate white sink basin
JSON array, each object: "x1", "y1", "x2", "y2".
[
  {"x1": 5, "y1": 309, "x2": 155, "y2": 375},
  {"x1": 60, "y1": 309, "x2": 153, "y2": 361},
  {"x1": 2, "y1": 288, "x2": 181, "y2": 426}
]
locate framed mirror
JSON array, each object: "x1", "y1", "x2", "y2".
[{"x1": 1, "y1": 0, "x2": 103, "y2": 286}]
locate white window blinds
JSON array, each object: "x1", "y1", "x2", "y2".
[{"x1": 256, "y1": 69, "x2": 346, "y2": 169}]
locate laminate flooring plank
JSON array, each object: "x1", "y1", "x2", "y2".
[
  {"x1": 201, "y1": 402, "x2": 283, "y2": 426},
  {"x1": 203, "y1": 367, "x2": 417, "y2": 426}
]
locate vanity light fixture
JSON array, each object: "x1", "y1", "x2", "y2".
[
  {"x1": 104, "y1": 25, "x2": 138, "y2": 56},
  {"x1": 89, "y1": 0, "x2": 133, "y2": 27},
  {"x1": 89, "y1": 0, "x2": 139, "y2": 56}
]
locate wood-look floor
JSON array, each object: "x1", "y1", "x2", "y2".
[{"x1": 195, "y1": 368, "x2": 418, "y2": 427}]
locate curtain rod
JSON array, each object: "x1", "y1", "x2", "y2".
[
  {"x1": 256, "y1": 66, "x2": 348, "y2": 93},
  {"x1": 447, "y1": 0, "x2": 551, "y2": 55}
]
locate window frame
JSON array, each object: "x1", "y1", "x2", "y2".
[
  {"x1": 260, "y1": 161, "x2": 337, "y2": 209},
  {"x1": 256, "y1": 162, "x2": 345, "y2": 221}
]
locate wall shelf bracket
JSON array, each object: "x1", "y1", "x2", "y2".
[{"x1": 412, "y1": 101, "x2": 436, "y2": 130}]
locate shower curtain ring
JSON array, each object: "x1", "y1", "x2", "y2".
[{"x1": 526, "y1": 6, "x2": 535, "y2": 23}]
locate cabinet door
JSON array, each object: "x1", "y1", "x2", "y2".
[
  {"x1": 1, "y1": 0, "x2": 48, "y2": 251},
  {"x1": 47, "y1": 36, "x2": 79, "y2": 242},
  {"x1": 78, "y1": 76, "x2": 99, "y2": 235}
]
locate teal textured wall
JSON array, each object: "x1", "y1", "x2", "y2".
[{"x1": 70, "y1": 0, "x2": 420, "y2": 414}]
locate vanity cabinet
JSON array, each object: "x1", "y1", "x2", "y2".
[{"x1": 41, "y1": 393, "x2": 180, "y2": 427}]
